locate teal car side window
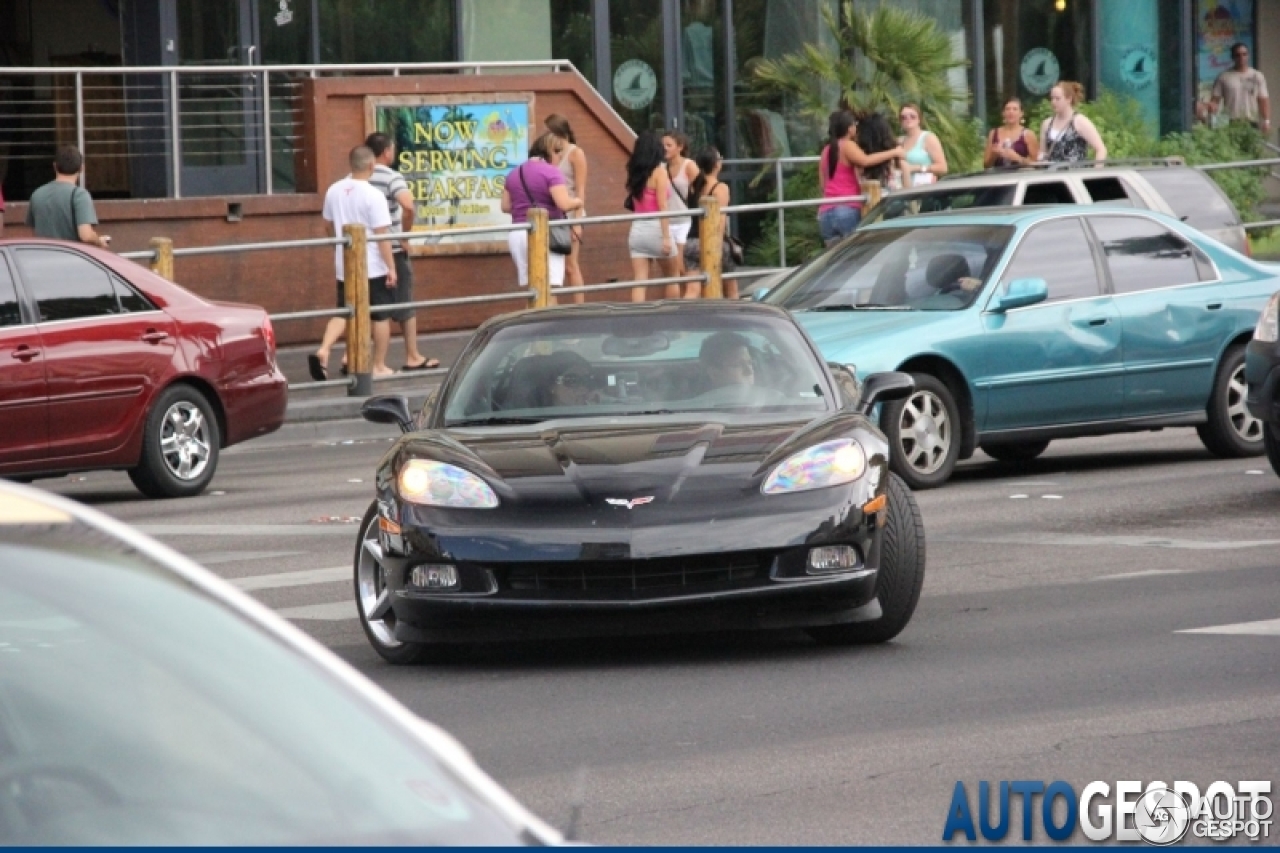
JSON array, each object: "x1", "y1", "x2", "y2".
[
  {"x1": 1000, "y1": 219, "x2": 1101, "y2": 303},
  {"x1": 1089, "y1": 216, "x2": 1209, "y2": 294}
]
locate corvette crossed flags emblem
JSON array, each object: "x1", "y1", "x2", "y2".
[{"x1": 605, "y1": 496, "x2": 655, "y2": 509}]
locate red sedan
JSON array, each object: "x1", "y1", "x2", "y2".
[{"x1": 0, "y1": 239, "x2": 287, "y2": 498}]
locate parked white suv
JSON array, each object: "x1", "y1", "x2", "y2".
[{"x1": 862, "y1": 160, "x2": 1249, "y2": 253}]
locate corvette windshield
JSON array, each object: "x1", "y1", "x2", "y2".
[
  {"x1": 766, "y1": 224, "x2": 1014, "y2": 312},
  {"x1": 443, "y1": 312, "x2": 830, "y2": 426}
]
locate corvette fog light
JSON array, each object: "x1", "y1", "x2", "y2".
[
  {"x1": 807, "y1": 545, "x2": 860, "y2": 573},
  {"x1": 409, "y1": 564, "x2": 459, "y2": 590}
]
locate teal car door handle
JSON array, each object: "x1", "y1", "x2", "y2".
[
  {"x1": 1087, "y1": 317, "x2": 1109, "y2": 326},
  {"x1": 1206, "y1": 302, "x2": 1223, "y2": 310}
]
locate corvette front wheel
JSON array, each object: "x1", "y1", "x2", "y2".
[
  {"x1": 807, "y1": 473, "x2": 926, "y2": 646},
  {"x1": 354, "y1": 502, "x2": 434, "y2": 665}
]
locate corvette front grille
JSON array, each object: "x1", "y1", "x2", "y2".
[{"x1": 500, "y1": 552, "x2": 771, "y2": 595}]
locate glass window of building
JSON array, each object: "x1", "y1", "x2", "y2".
[
  {"x1": 1097, "y1": 0, "x2": 1187, "y2": 135},
  {"x1": 983, "y1": 0, "x2": 1093, "y2": 124},
  {"x1": 680, "y1": 0, "x2": 725, "y2": 154},
  {"x1": 858, "y1": 0, "x2": 974, "y2": 116},
  {"x1": 731, "y1": 0, "x2": 835, "y2": 161},
  {"x1": 461, "y1": 1, "x2": 552, "y2": 62},
  {"x1": 611, "y1": 0, "x2": 669, "y2": 133},
  {"x1": 458, "y1": 0, "x2": 592, "y2": 79},
  {"x1": 552, "y1": 0, "x2": 595, "y2": 82},
  {"x1": 319, "y1": 0, "x2": 455, "y2": 64}
]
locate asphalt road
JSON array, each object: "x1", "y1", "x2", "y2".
[{"x1": 37, "y1": 424, "x2": 1280, "y2": 845}]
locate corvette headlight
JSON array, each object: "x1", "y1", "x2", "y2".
[
  {"x1": 1256, "y1": 292, "x2": 1280, "y2": 343},
  {"x1": 397, "y1": 460, "x2": 498, "y2": 508},
  {"x1": 762, "y1": 439, "x2": 867, "y2": 495}
]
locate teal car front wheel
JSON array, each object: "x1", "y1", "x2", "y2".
[{"x1": 883, "y1": 373, "x2": 960, "y2": 489}]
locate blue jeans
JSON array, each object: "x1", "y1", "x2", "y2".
[{"x1": 819, "y1": 206, "x2": 861, "y2": 246}]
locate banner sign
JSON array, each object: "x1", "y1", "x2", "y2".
[{"x1": 365, "y1": 94, "x2": 533, "y2": 255}]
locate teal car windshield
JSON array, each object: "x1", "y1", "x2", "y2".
[{"x1": 767, "y1": 225, "x2": 1015, "y2": 312}]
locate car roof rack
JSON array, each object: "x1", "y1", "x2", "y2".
[{"x1": 941, "y1": 156, "x2": 1186, "y2": 181}]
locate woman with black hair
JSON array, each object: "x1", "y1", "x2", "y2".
[
  {"x1": 625, "y1": 131, "x2": 675, "y2": 302},
  {"x1": 855, "y1": 112, "x2": 900, "y2": 187},
  {"x1": 818, "y1": 110, "x2": 903, "y2": 247}
]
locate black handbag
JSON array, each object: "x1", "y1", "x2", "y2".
[{"x1": 517, "y1": 164, "x2": 572, "y2": 255}]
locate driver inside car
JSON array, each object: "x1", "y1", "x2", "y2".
[
  {"x1": 539, "y1": 350, "x2": 599, "y2": 408},
  {"x1": 700, "y1": 331, "x2": 756, "y2": 390}
]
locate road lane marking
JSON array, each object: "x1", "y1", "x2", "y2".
[
  {"x1": 138, "y1": 524, "x2": 355, "y2": 538},
  {"x1": 1177, "y1": 618, "x2": 1280, "y2": 636},
  {"x1": 935, "y1": 534, "x2": 1280, "y2": 550},
  {"x1": 1093, "y1": 569, "x2": 1189, "y2": 581},
  {"x1": 195, "y1": 551, "x2": 304, "y2": 566},
  {"x1": 230, "y1": 566, "x2": 348, "y2": 591},
  {"x1": 276, "y1": 601, "x2": 356, "y2": 621}
]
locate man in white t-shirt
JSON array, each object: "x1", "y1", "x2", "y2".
[
  {"x1": 1210, "y1": 42, "x2": 1270, "y2": 133},
  {"x1": 310, "y1": 146, "x2": 397, "y2": 381}
]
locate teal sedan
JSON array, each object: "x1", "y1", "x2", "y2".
[{"x1": 765, "y1": 207, "x2": 1274, "y2": 489}]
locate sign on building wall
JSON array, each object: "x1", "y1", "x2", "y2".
[
  {"x1": 1197, "y1": 0, "x2": 1255, "y2": 102},
  {"x1": 365, "y1": 94, "x2": 533, "y2": 255}
]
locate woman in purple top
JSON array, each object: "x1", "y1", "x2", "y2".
[{"x1": 502, "y1": 132, "x2": 583, "y2": 301}]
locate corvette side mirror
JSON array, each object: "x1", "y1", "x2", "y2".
[
  {"x1": 361, "y1": 394, "x2": 414, "y2": 434},
  {"x1": 856, "y1": 372, "x2": 914, "y2": 416},
  {"x1": 826, "y1": 362, "x2": 861, "y2": 409}
]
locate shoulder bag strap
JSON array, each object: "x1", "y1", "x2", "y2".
[{"x1": 517, "y1": 162, "x2": 559, "y2": 220}]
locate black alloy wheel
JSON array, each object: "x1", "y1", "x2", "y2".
[{"x1": 354, "y1": 501, "x2": 435, "y2": 665}]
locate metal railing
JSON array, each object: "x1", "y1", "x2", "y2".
[
  {"x1": 128, "y1": 190, "x2": 869, "y2": 394},
  {"x1": 723, "y1": 153, "x2": 1280, "y2": 262},
  {"x1": 0, "y1": 60, "x2": 596, "y2": 201}
]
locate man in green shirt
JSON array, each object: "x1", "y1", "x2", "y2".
[{"x1": 25, "y1": 146, "x2": 111, "y2": 248}]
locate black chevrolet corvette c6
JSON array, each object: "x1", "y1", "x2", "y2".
[{"x1": 354, "y1": 301, "x2": 925, "y2": 663}]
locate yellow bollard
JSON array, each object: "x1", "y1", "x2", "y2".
[
  {"x1": 699, "y1": 198, "x2": 723, "y2": 299},
  {"x1": 526, "y1": 208, "x2": 551, "y2": 309},
  {"x1": 343, "y1": 224, "x2": 372, "y2": 396},
  {"x1": 149, "y1": 237, "x2": 174, "y2": 280}
]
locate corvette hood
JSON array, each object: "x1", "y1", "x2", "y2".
[
  {"x1": 384, "y1": 413, "x2": 888, "y2": 560},
  {"x1": 391, "y1": 413, "x2": 877, "y2": 512}
]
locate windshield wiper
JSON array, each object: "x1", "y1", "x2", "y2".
[
  {"x1": 806, "y1": 302, "x2": 910, "y2": 311},
  {"x1": 447, "y1": 416, "x2": 546, "y2": 427}
]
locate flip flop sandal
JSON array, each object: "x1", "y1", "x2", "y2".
[{"x1": 307, "y1": 354, "x2": 328, "y2": 382}]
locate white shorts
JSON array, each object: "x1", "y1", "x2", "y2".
[
  {"x1": 670, "y1": 219, "x2": 692, "y2": 245},
  {"x1": 508, "y1": 229, "x2": 566, "y2": 287}
]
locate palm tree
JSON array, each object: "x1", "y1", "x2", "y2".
[{"x1": 751, "y1": 1, "x2": 979, "y2": 170}]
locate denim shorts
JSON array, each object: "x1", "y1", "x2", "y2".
[{"x1": 819, "y1": 206, "x2": 862, "y2": 245}]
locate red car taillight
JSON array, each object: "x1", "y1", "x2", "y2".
[{"x1": 263, "y1": 315, "x2": 277, "y2": 356}]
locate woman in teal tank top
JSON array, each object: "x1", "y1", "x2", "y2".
[{"x1": 898, "y1": 103, "x2": 948, "y2": 186}]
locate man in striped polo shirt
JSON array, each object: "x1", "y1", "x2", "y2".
[{"x1": 365, "y1": 132, "x2": 438, "y2": 370}]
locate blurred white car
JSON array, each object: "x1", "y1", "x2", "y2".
[{"x1": 0, "y1": 481, "x2": 560, "y2": 845}]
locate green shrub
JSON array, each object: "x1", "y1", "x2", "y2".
[{"x1": 1158, "y1": 121, "x2": 1268, "y2": 222}]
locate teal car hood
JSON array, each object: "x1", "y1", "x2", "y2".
[{"x1": 793, "y1": 309, "x2": 968, "y2": 373}]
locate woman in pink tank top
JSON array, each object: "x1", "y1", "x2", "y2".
[
  {"x1": 817, "y1": 110, "x2": 904, "y2": 248},
  {"x1": 625, "y1": 131, "x2": 675, "y2": 302}
]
